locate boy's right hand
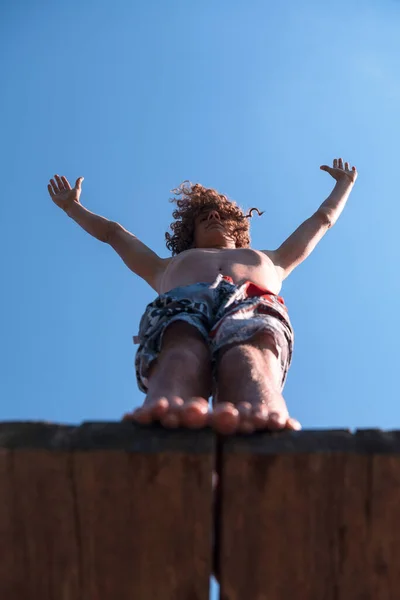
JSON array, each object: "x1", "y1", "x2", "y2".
[{"x1": 48, "y1": 175, "x2": 84, "y2": 213}]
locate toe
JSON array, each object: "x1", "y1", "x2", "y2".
[
  {"x1": 150, "y1": 398, "x2": 170, "y2": 420},
  {"x1": 211, "y1": 402, "x2": 239, "y2": 435},
  {"x1": 123, "y1": 406, "x2": 153, "y2": 425},
  {"x1": 237, "y1": 402, "x2": 255, "y2": 434},
  {"x1": 123, "y1": 398, "x2": 170, "y2": 425},
  {"x1": 122, "y1": 411, "x2": 135, "y2": 422},
  {"x1": 160, "y1": 397, "x2": 184, "y2": 428},
  {"x1": 252, "y1": 404, "x2": 269, "y2": 430},
  {"x1": 181, "y1": 398, "x2": 210, "y2": 429},
  {"x1": 268, "y1": 411, "x2": 288, "y2": 430},
  {"x1": 286, "y1": 416, "x2": 302, "y2": 431}
]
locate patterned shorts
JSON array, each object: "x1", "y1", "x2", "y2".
[{"x1": 134, "y1": 274, "x2": 294, "y2": 394}]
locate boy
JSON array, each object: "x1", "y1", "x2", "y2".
[{"x1": 48, "y1": 158, "x2": 357, "y2": 434}]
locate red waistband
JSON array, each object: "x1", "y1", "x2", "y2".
[{"x1": 222, "y1": 276, "x2": 285, "y2": 306}]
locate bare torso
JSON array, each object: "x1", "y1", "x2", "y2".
[{"x1": 158, "y1": 248, "x2": 282, "y2": 295}]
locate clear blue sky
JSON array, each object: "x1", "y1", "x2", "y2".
[{"x1": 1, "y1": 0, "x2": 399, "y2": 596}]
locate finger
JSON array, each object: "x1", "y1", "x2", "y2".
[
  {"x1": 61, "y1": 176, "x2": 72, "y2": 190},
  {"x1": 333, "y1": 158, "x2": 338, "y2": 168},
  {"x1": 47, "y1": 184, "x2": 55, "y2": 198},
  {"x1": 75, "y1": 176, "x2": 84, "y2": 190},
  {"x1": 54, "y1": 174, "x2": 66, "y2": 190},
  {"x1": 338, "y1": 158, "x2": 344, "y2": 169},
  {"x1": 320, "y1": 165, "x2": 332, "y2": 174},
  {"x1": 344, "y1": 161, "x2": 350, "y2": 171},
  {"x1": 49, "y1": 178, "x2": 59, "y2": 194}
]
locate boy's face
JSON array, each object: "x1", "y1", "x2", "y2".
[{"x1": 193, "y1": 209, "x2": 236, "y2": 249}]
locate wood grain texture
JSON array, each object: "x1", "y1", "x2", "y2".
[
  {"x1": 217, "y1": 430, "x2": 400, "y2": 600},
  {"x1": 0, "y1": 422, "x2": 214, "y2": 600}
]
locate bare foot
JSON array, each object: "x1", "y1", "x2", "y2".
[
  {"x1": 123, "y1": 395, "x2": 211, "y2": 429},
  {"x1": 211, "y1": 398, "x2": 301, "y2": 435},
  {"x1": 125, "y1": 321, "x2": 213, "y2": 429},
  {"x1": 211, "y1": 341, "x2": 301, "y2": 435},
  {"x1": 210, "y1": 402, "x2": 240, "y2": 435}
]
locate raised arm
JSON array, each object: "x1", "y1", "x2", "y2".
[
  {"x1": 107, "y1": 222, "x2": 167, "y2": 291},
  {"x1": 48, "y1": 174, "x2": 167, "y2": 291},
  {"x1": 267, "y1": 158, "x2": 358, "y2": 280}
]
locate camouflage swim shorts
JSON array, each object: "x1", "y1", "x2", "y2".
[{"x1": 134, "y1": 274, "x2": 294, "y2": 394}]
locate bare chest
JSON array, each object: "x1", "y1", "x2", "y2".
[{"x1": 159, "y1": 248, "x2": 282, "y2": 295}]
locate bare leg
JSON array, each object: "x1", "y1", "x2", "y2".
[
  {"x1": 211, "y1": 332, "x2": 301, "y2": 434},
  {"x1": 123, "y1": 321, "x2": 213, "y2": 428}
]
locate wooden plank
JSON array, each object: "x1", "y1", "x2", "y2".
[
  {"x1": 0, "y1": 421, "x2": 215, "y2": 600},
  {"x1": 365, "y1": 454, "x2": 400, "y2": 599},
  {"x1": 217, "y1": 430, "x2": 400, "y2": 600},
  {"x1": 11, "y1": 449, "x2": 81, "y2": 600},
  {"x1": 0, "y1": 450, "x2": 27, "y2": 600}
]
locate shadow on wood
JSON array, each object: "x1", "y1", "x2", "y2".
[{"x1": 0, "y1": 422, "x2": 215, "y2": 600}]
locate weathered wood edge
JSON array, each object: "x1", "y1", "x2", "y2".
[
  {"x1": 0, "y1": 421, "x2": 215, "y2": 453},
  {"x1": 222, "y1": 429, "x2": 400, "y2": 454},
  {"x1": 2, "y1": 423, "x2": 399, "y2": 454}
]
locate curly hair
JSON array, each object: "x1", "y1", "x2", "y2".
[{"x1": 165, "y1": 181, "x2": 264, "y2": 255}]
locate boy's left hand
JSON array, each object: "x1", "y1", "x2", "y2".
[{"x1": 320, "y1": 158, "x2": 358, "y2": 184}]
